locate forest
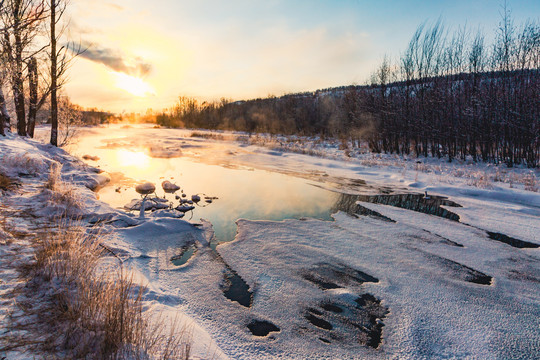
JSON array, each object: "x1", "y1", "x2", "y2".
[{"x1": 157, "y1": 14, "x2": 539, "y2": 167}]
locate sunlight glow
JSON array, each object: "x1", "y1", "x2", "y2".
[
  {"x1": 113, "y1": 72, "x2": 156, "y2": 97},
  {"x1": 117, "y1": 149, "x2": 150, "y2": 168}
]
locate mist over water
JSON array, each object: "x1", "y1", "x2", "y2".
[{"x1": 74, "y1": 126, "x2": 340, "y2": 243}]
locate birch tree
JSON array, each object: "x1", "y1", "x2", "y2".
[{"x1": 1, "y1": 0, "x2": 45, "y2": 136}]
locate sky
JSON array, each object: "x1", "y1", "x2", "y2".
[{"x1": 65, "y1": 0, "x2": 540, "y2": 112}]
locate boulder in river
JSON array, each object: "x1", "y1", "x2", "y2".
[
  {"x1": 162, "y1": 180, "x2": 181, "y2": 193},
  {"x1": 136, "y1": 182, "x2": 156, "y2": 195}
]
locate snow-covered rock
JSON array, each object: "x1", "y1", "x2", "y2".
[
  {"x1": 135, "y1": 182, "x2": 155, "y2": 195},
  {"x1": 161, "y1": 180, "x2": 180, "y2": 192}
]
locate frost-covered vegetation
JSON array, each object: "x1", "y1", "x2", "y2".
[
  {"x1": 0, "y1": 134, "x2": 195, "y2": 359},
  {"x1": 157, "y1": 10, "x2": 539, "y2": 167}
]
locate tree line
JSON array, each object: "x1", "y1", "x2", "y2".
[
  {"x1": 158, "y1": 10, "x2": 539, "y2": 167},
  {"x1": 0, "y1": 0, "x2": 80, "y2": 146}
]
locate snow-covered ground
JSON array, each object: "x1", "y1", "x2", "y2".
[{"x1": 2, "y1": 124, "x2": 539, "y2": 359}]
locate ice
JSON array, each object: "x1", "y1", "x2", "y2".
[{"x1": 124, "y1": 198, "x2": 170, "y2": 211}]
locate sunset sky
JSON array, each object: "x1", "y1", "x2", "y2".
[{"x1": 65, "y1": 0, "x2": 539, "y2": 112}]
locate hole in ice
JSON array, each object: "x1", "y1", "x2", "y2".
[
  {"x1": 419, "y1": 251, "x2": 493, "y2": 285},
  {"x1": 307, "y1": 307, "x2": 323, "y2": 316},
  {"x1": 222, "y1": 268, "x2": 253, "y2": 307},
  {"x1": 300, "y1": 294, "x2": 388, "y2": 349},
  {"x1": 302, "y1": 273, "x2": 341, "y2": 290},
  {"x1": 319, "y1": 337, "x2": 331, "y2": 344},
  {"x1": 170, "y1": 244, "x2": 197, "y2": 266},
  {"x1": 305, "y1": 313, "x2": 333, "y2": 330},
  {"x1": 356, "y1": 204, "x2": 396, "y2": 223},
  {"x1": 247, "y1": 320, "x2": 280, "y2": 337},
  {"x1": 321, "y1": 303, "x2": 344, "y2": 314},
  {"x1": 487, "y1": 231, "x2": 539, "y2": 249},
  {"x1": 301, "y1": 262, "x2": 379, "y2": 290}
]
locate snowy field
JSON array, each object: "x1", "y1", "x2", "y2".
[{"x1": 2, "y1": 124, "x2": 539, "y2": 359}]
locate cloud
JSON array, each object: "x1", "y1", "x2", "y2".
[{"x1": 67, "y1": 41, "x2": 153, "y2": 77}]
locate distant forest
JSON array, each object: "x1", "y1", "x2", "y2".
[{"x1": 157, "y1": 13, "x2": 539, "y2": 167}]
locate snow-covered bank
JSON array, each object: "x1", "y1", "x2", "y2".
[{"x1": 0, "y1": 133, "x2": 226, "y2": 359}]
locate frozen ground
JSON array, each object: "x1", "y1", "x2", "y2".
[{"x1": 2, "y1": 125, "x2": 539, "y2": 359}]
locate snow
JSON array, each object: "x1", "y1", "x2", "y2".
[
  {"x1": 3, "y1": 125, "x2": 539, "y2": 359},
  {"x1": 135, "y1": 182, "x2": 156, "y2": 195}
]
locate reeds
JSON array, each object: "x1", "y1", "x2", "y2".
[{"x1": 3, "y1": 218, "x2": 192, "y2": 359}]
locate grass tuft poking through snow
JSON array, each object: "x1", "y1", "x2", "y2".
[
  {"x1": 43, "y1": 163, "x2": 82, "y2": 211},
  {"x1": 0, "y1": 172, "x2": 17, "y2": 192},
  {"x1": 2, "y1": 218, "x2": 192, "y2": 359},
  {"x1": 0, "y1": 151, "x2": 45, "y2": 176}
]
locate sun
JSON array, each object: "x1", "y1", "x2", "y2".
[{"x1": 113, "y1": 72, "x2": 156, "y2": 97}]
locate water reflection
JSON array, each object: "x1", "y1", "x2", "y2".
[
  {"x1": 74, "y1": 129, "x2": 340, "y2": 245},
  {"x1": 332, "y1": 192, "x2": 462, "y2": 221}
]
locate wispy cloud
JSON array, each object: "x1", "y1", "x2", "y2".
[{"x1": 67, "y1": 41, "x2": 152, "y2": 77}]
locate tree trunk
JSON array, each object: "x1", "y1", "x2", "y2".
[
  {"x1": 0, "y1": 86, "x2": 9, "y2": 136},
  {"x1": 14, "y1": 13, "x2": 26, "y2": 136},
  {"x1": 50, "y1": 1, "x2": 58, "y2": 146},
  {"x1": 27, "y1": 57, "x2": 38, "y2": 137}
]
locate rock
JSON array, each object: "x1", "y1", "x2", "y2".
[
  {"x1": 176, "y1": 205, "x2": 195, "y2": 212},
  {"x1": 136, "y1": 182, "x2": 155, "y2": 195},
  {"x1": 83, "y1": 155, "x2": 100, "y2": 161},
  {"x1": 191, "y1": 195, "x2": 201, "y2": 202},
  {"x1": 162, "y1": 180, "x2": 181, "y2": 193}
]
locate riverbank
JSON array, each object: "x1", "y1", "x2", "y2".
[{"x1": 0, "y1": 132, "x2": 225, "y2": 359}]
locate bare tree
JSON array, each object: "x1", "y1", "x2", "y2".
[
  {"x1": 26, "y1": 55, "x2": 37, "y2": 136},
  {"x1": 48, "y1": 0, "x2": 81, "y2": 146},
  {"x1": 1, "y1": 0, "x2": 45, "y2": 136}
]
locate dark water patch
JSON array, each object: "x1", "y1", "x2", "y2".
[
  {"x1": 333, "y1": 192, "x2": 462, "y2": 221},
  {"x1": 487, "y1": 231, "x2": 539, "y2": 249},
  {"x1": 301, "y1": 262, "x2": 379, "y2": 291},
  {"x1": 420, "y1": 251, "x2": 493, "y2": 285},
  {"x1": 319, "y1": 337, "x2": 331, "y2": 344},
  {"x1": 508, "y1": 270, "x2": 540, "y2": 283},
  {"x1": 355, "y1": 293, "x2": 381, "y2": 308},
  {"x1": 302, "y1": 273, "x2": 341, "y2": 290},
  {"x1": 222, "y1": 268, "x2": 253, "y2": 307},
  {"x1": 307, "y1": 307, "x2": 323, "y2": 316},
  {"x1": 352, "y1": 294, "x2": 388, "y2": 349},
  {"x1": 423, "y1": 230, "x2": 463, "y2": 247},
  {"x1": 301, "y1": 293, "x2": 388, "y2": 349},
  {"x1": 356, "y1": 204, "x2": 396, "y2": 222},
  {"x1": 170, "y1": 244, "x2": 197, "y2": 266},
  {"x1": 247, "y1": 320, "x2": 280, "y2": 336},
  {"x1": 305, "y1": 313, "x2": 333, "y2": 330},
  {"x1": 321, "y1": 303, "x2": 344, "y2": 314}
]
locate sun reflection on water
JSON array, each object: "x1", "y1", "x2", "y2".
[{"x1": 117, "y1": 149, "x2": 151, "y2": 168}]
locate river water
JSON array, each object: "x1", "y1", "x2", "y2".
[{"x1": 72, "y1": 126, "x2": 341, "y2": 245}]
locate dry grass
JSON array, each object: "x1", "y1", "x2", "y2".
[
  {"x1": 0, "y1": 172, "x2": 18, "y2": 192},
  {"x1": 190, "y1": 132, "x2": 224, "y2": 141},
  {"x1": 523, "y1": 172, "x2": 539, "y2": 192},
  {"x1": 2, "y1": 219, "x2": 192, "y2": 359},
  {"x1": 44, "y1": 163, "x2": 82, "y2": 210},
  {"x1": 0, "y1": 152, "x2": 44, "y2": 176}
]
